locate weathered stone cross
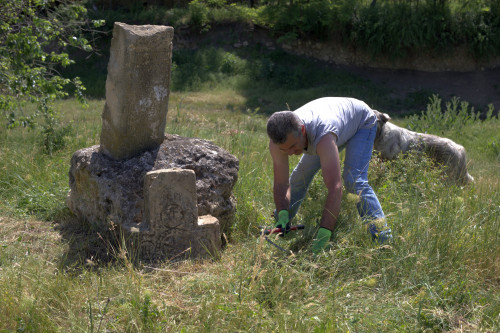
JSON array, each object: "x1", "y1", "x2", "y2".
[{"x1": 67, "y1": 23, "x2": 239, "y2": 262}]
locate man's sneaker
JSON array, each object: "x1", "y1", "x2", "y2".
[{"x1": 367, "y1": 221, "x2": 393, "y2": 244}]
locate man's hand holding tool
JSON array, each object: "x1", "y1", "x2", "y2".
[{"x1": 273, "y1": 210, "x2": 290, "y2": 236}]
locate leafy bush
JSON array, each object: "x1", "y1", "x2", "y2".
[
  {"x1": 350, "y1": 2, "x2": 453, "y2": 59},
  {"x1": 457, "y1": 0, "x2": 500, "y2": 58},
  {"x1": 1, "y1": 0, "x2": 102, "y2": 154},
  {"x1": 260, "y1": 0, "x2": 336, "y2": 40},
  {"x1": 189, "y1": 0, "x2": 211, "y2": 31},
  {"x1": 405, "y1": 94, "x2": 487, "y2": 133},
  {"x1": 177, "y1": 0, "x2": 500, "y2": 60},
  {"x1": 86, "y1": 0, "x2": 500, "y2": 61},
  {"x1": 263, "y1": 0, "x2": 500, "y2": 60}
]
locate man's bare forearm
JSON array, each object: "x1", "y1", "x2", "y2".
[
  {"x1": 273, "y1": 183, "x2": 290, "y2": 212},
  {"x1": 320, "y1": 185, "x2": 342, "y2": 231}
]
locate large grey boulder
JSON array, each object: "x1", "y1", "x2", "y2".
[{"x1": 67, "y1": 134, "x2": 239, "y2": 260}]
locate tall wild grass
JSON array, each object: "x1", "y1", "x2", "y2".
[{"x1": 0, "y1": 91, "x2": 498, "y2": 331}]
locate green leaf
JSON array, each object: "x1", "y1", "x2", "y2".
[{"x1": 0, "y1": 0, "x2": 97, "y2": 154}]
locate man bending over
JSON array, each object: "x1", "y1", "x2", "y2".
[{"x1": 266, "y1": 97, "x2": 392, "y2": 254}]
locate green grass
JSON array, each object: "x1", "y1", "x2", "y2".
[{"x1": 0, "y1": 92, "x2": 499, "y2": 331}]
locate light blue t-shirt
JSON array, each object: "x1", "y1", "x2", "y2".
[{"x1": 294, "y1": 97, "x2": 377, "y2": 155}]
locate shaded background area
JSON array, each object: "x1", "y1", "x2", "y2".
[
  {"x1": 343, "y1": 65, "x2": 500, "y2": 114},
  {"x1": 64, "y1": 21, "x2": 500, "y2": 117}
]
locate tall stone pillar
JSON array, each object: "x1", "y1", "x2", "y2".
[{"x1": 100, "y1": 22, "x2": 174, "y2": 160}]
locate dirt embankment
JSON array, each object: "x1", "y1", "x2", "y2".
[{"x1": 175, "y1": 24, "x2": 500, "y2": 111}]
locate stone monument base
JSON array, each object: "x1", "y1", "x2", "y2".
[{"x1": 67, "y1": 135, "x2": 239, "y2": 261}]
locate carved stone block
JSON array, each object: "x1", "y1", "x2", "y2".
[{"x1": 136, "y1": 168, "x2": 220, "y2": 260}]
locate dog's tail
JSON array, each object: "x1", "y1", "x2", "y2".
[
  {"x1": 372, "y1": 109, "x2": 391, "y2": 142},
  {"x1": 372, "y1": 109, "x2": 391, "y2": 124}
]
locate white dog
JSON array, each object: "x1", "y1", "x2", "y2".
[{"x1": 373, "y1": 110, "x2": 474, "y2": 184}]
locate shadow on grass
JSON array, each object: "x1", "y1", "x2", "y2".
[{"x1": 54, "y1": 211, "x2": 128, "y2": 270}]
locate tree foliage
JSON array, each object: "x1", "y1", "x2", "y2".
[
  {"x1": 174, "y1": 0, "x2": 500, "y2": 60},
  {"x1": 0, "y1": 0, "x2": 103, "y2": 154}
]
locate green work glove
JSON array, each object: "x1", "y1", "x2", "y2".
[
  {"x1": 312, "y1": 227, "x2": 332, "y2": 254},
  {"x1": 274, "y1": 210, "x2": 290, "y2": 235}
]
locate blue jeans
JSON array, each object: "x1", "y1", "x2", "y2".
[{"x1": 287, "y1": 126, "x2": 391, "y2": 241}]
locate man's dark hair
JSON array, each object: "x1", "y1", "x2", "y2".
[{"x1": 266, "y1": 111, "x2": 302, "y2": 144}]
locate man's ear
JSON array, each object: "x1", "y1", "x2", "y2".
[{"x1": 301, "y1": 124, "x2": 306, "y2": 135}]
